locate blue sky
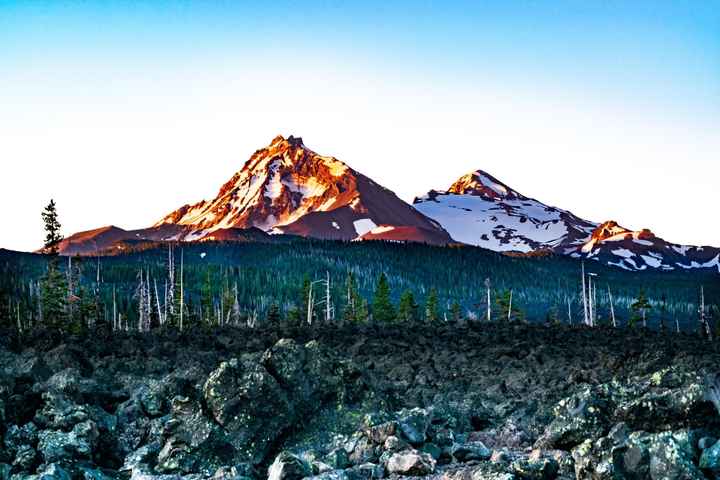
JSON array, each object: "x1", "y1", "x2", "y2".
[{"x1": 1, "y1": 0, "x2": 719, "y2": 250}]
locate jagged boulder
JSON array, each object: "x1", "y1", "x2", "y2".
[
  {"x1": 396, "y1": 408, "x2": 432, "y2": 446},
  {"x1": 700, "y1": 438, "x2": 720, "y2": 472},
  {"x1": 267, "y1": 451, "x2": 311, "y2": 480},
  {"x1": 155, "y1": 396, "x2": 235, "y2": 475},
  {"x1": 613, "y1": 368, "x2": 715, "y2": 431},
  {"x1": 37, "y1": 463, "x2": 72, "y2": 480},
  {"x1": 535, "y1": 386, "x2": 611, "y2": 450},
  {"x1": 37, "y1": 420, "x2": 99, "y2": 463},
  {"x1": 386, "y1": 449, "x2": 436, "y2": 476},
  {"x1": 572, "y1": 426, "x2": 704, "y2": 480},
  {"x1": 451, "y1": 441, "x2": 492, "y2": 462},
  {"x1": 203, "y1": 355, "x2": 293, "y2": 465}
]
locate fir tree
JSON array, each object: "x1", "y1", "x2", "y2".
[
  {"x1": 341, "y1": 271, "x2": 362, "y2": 324},
  {"x1": 372, "y1": 273, "x2": 395, "y2": 323},
  {"x1": 425, "y1": 288, "x2": 439, "y2": 323},
  {"x1": 397, "y1": 289, "x2": 418, "y2": 323},
  {"x1": 449, "y1": 301, "x2": 462, "y2": 323},
  {"x1": 659, "y1": 294, "x2": 668, "y2": 332},
  {"x1": 630, "y1": 290, "x2": 651, "y2": 329},
  {"x1": 40, "y1": 199, "x2": 68, "y2": 329},
  {"x1": 266, "y1": 303, "x2": 281, "y2": 326}
]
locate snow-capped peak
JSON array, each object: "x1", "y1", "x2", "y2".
[{"x1": 447, "y1": 170, "x2": 522, "y2": 200}]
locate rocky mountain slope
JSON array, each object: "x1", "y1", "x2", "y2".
[
  {"x1": 1, "y1": 324, "x2": 719, "y2": 479},
  {"x1": 413, "y1": 170, "x2": 597, "y2": 253},
  {"x1": 56, "y1": 136, "x2": 451, "y2": 255},
  {"x1": 414, "y1": 170, "x2": 720, "y2": 272},
  {"x1": 154, "y1": 135, "x2": 451, "y2": 245}
]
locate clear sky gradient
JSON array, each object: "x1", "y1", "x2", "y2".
[{"x1": 1, "y1": 0, "x2": 718, "y2": 251}]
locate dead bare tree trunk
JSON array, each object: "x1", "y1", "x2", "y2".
[{"x1": 607, "y1": 284, "x2": 616, "y2": 328}]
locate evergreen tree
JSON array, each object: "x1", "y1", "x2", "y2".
[
  {"x1": 40, "y1": 199, "x2": 68, "y2": 329},
  {"x1": 425, "y1": 288, "x2": 439, "y2": 323},
  {"x1": 341, "y1": 272, "x2": 362, "y2": 323},
  {"x1": 397, "y1": 289, "x2": 418, "y2": 323},
  {"x1": 449, "y1": 301, "x2": 462, "y2": 323},
  {"x1": 630, "y1": 290, "x2": 651, "y2": 329},
  {"x1": 266, "y1": 303, "x2": 281, "y2": 326},
  {"x1": 200, "y1": 270, "x2": 213, "y2": 325},
  {"x1": 372, "y1": 273, "x2": 395, "y2": 323},
  {"x1": 495, "y1": 289, "x2": 522, "y2": 322},
  {"x1": 659, "y1": 294, "x2": 668, "y2": 332}
]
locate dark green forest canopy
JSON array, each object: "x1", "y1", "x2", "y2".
[{"x1": 0, "y1": 238, "x2": 717, "y2": 330}]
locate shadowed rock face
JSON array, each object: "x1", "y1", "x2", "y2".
[{"x1": 0, "y1": 323, "x2": 718, "y2": 479}]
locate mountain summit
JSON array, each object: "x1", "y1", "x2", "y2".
[
  {"x1": 153, "y1": 135, "x2": 451, "y2": 244},
  {"x1": 414, "y1": 170, "x2": 720, "y2": 271},
  {"x1": 414, "y1": 169, "x2": 596, "y2": 253}
]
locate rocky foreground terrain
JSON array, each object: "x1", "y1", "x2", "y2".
[{"x1": 1, "y1": 323, "x2": 720, "y2": 480}]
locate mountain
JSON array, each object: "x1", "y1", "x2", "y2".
[
  {"x1": 58, "y1": 135, "x2": 451, "y2": 254},
  {"x1": 572, "y1": 221, "x2": 720, "y2": 272},
  {"x1": 154, "y1": 135, "x2": 451, "y2": 244},
  {"x1": 414, "y1": 170, "x2": 720, "y2": 272},
  {"x1": 413, "y1": 170, "x2": 597, "y2": 253}
]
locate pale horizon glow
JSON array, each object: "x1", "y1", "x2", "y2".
[{"x1": 1, "y1": 1, "x2": 719, "y2": 251}]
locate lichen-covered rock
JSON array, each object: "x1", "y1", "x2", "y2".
[
  {"x1": 572, "y1": 428, "x2": 703, "y2": 480},
  {"x1": 535, "y1": 386, "x2": 611, "y2": 451},
  {"x1": 510, "y1": 450, "x2": 559, "y2": 480},
  {"x1": 613, "y1": 368, "x2": 714, "y2": 431},
  {"x1": 267, "y1": 451, "x2": 311, "y2": 480},
  {"x1": 203, "y1": 355, "x2": 293, "y2": 465},
  {"x1": 386, "y1": 449, "x2": 436, "y2": 476}
]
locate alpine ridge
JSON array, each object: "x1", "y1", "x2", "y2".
[
  {"x1": 414, "y1": 170, "x2": 720, "y2": 272},
  {"x1": 56, "y1": 135, "x2": 452, "y2": 254}
]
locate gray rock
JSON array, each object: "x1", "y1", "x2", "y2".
[
  {"x1": 203, "y1": 356, "x2": 293, "y2": 465},
  {"x1": 267, "y1": 451, "x2": 311, "y2": 480},
  {"x1": 700, "y1": 439, "x2": 720, "y2": 471},
  {"x1": 396, "y1": 408, "x2": 431, "y2": 446},
  {"x1": 535, "y1": 386, "x2": 610, "y2": 451},
  {"x1": 347, "y1": 462, "x2": 384, "y2": 479},
  {"x1": 510, "y1": 451, "x2": 559, "y2": 480},
  {"x1": 3, "y1": 423, "x2": 38, "y2": 457},
  {"x1": 323, "y1": 448, "x2": 351, "y2": 470},
  {"x1": 37, "y1": 464, "x2": 70, "y2": 480},
  {"x1": 386, "y1": 449, "x2": 436, "y2": 476},
  {"x1": 36, "y1": 420, "x2": 98, "y2": 463},
  {"x1": 11, "y1": 445, "x2": 36, "y2": 472},
  {"x1": 211, "y1": 464, "x2": 255, "y2": 480},
  {"x1": 452, "y1": 441, "x2": 492, "y2": 462}
]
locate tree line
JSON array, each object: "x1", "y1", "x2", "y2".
[{"x1": 0, "y1": 200, "x2": 717, "y2": 338}]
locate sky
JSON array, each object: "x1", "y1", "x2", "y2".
[{"x1": 1, "y1": 0, "x2": 719, "y2": 251}]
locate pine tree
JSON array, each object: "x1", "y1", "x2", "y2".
[
  {"x1": 425, "y1": 288, "x2": 439, "y2": 323},
  {"x1": 40, "y1": 199, "x2": 68, "y2": 329},
  {"x1": 372, "y1": 273, "x2": 395, "y2": 323},
  {"x1": 397, "y1": 289, "x2": 418, "y2": 323}
]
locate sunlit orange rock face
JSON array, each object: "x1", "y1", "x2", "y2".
[{"x1": 151, "y1": 135, "x2": 453, "y2": 244}]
